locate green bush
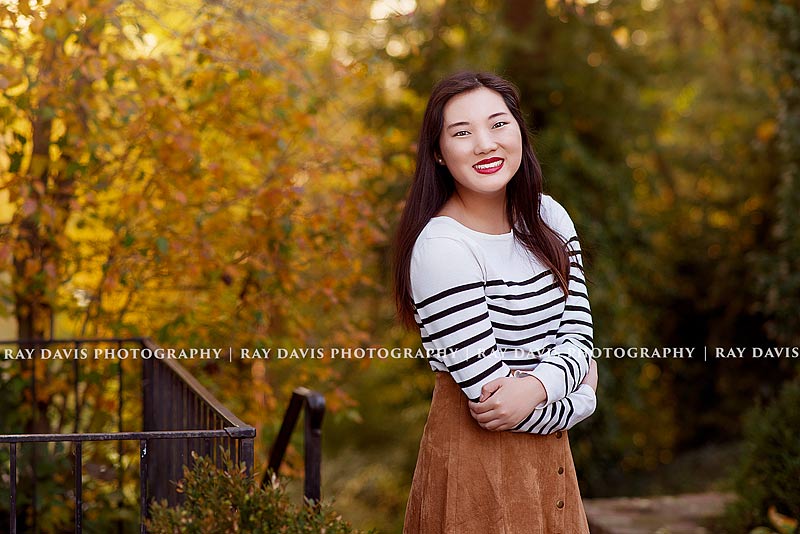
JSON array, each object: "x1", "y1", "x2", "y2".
[
  {"x1": 148, "y1": 452, "x2": 373, "y2": 534},
  {"x1": 718, "y1": 378, "x2": 800, "y2": 532}
]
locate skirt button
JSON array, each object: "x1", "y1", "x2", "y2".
[
  {"x1": 556, "y1": 500, "x2": 564, "y2": 509},
  {"x1": 557, "y1": 466, "x2": 564, "y2": 475},
  {"x1": 556, "y1": 431, "x2": 563, "y2": 439}
]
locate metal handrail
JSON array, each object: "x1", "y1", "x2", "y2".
[
  {"x1": 1, "y1": 337, "x2": 327, "y2": 530},
  {"x1": 0, "y1": 337, "x2": 256, "y2": 534},
  {"x1": 0, "y1": 429, "x2": 247, "y2": 443},
  {"x1": 140, "y1": 338, "x2": 252, "y2": 430},
  {"x1": 265, "y1": 387, "x2": 325, "y2": 503}
]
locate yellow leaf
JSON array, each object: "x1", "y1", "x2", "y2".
[
  {"x1": 756, "y1": 119, "x2": 777, "y2": 143},
  {"x1": 768, "y1": 506, "x2": 798, "y2": 533}
]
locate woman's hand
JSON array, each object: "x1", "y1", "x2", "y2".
[
  {"x1": 468, "y1": 376, "x2": 547, "y2": 431},
  {"x1": 469, "y1": 359, "x2": 598, "y2": 431},
  {"x1": 581, "y1": 358, "x2": 598, "y2": 391}
]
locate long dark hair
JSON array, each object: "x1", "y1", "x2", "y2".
[{"x1": 393, "y1": 71, "x2": 571, "y2": 329}]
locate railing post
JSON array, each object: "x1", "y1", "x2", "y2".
[
  {"x1": 73, "y1": 356, "x2": 80, "y2": 433},
  {"x1": 267, "y1": 392, "x2": 302, "y2": 474},
  {"x1": 117, "y1": 341, "x2": 124, "y2": 534},
  {"x1": 303, "y1": 391, "x2": 325, "y2": 504},
  {"x1": 10, "y1": 442, "x2": 17, "y2": 534},
  {"x1": 240, "y1": 437, "x2": 255, "y2": 476},
  {"x1": 142, "y1": 357, "x2": 153, "y2": 432},
  {"x1": 226, "y1": 427, "x2": 256, "y2": 476},
  {"x1": 140, "y1": 439, "x2": 148, "y2": 534},
  {"x1": 75, "y1": 441, "x2": 82, "y2": 533},
  {"x1": 31, "y1": 353, "x2": 38, "y2": 534},
  {"x1": 263, "y1": 387, "x2": 324, "y2": 504}
]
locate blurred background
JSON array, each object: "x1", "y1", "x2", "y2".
[{"x1": 1, "y1": 0, "x2": 799, "y2": 532}]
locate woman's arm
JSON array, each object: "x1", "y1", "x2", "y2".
[
  {"x1": 469, "y1": 358, "x2": 598, "y2": 433},
  {"x1": 411, "y1": 216, "x2": 597, "y2": 433},
  {"x1": 512, "y1": 359, "x2": 597, "y2": 433},
  {"x1": 411, "y1": 235, "x2": 513, "y2": 402},
  {"x1": 527, "y1": 199, "x2": 594, "y2": 406},
  {"x1": 467, "y1": 198, "x2": 596, "y2": 433}
]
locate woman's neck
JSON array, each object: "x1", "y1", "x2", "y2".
[{"x1": 437, "y1": 188, "x2": 510, "y2": 235}]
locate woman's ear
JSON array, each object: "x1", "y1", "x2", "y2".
[{"x1": 434, "y1": 152, "x2": 445, "y2": 165}]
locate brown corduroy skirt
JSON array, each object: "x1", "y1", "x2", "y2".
[{"x1": 403, "y1": 372, "x2": 590, "y2": 534}]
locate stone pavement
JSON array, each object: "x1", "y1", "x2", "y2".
[{"x1": 584, "y1": 492, "x2": 736, "y2": 534}]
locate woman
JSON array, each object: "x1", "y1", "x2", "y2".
[{"x1": 393, "y1": 71, "x2": 598, "y2": 534}]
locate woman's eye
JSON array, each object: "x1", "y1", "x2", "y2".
[
  {"x1": 453, "y1": 131, "x2": 469, "y2": 137},
  {"x1": 493, "y1": 121, "x2": 508, "y2": 128}
]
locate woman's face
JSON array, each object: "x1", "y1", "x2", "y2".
[{"x1": 437, "y1": 87, "x2": 522, "y2": 198}]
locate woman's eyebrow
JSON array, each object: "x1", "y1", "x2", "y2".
[
  {"x1": 446, "y1": 120, "x2": 470, "y2": 130},
  {"x1": 446, "y1": 111, "x2": 510, "y2": 130}
]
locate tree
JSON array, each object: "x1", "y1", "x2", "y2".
[
  {"x1": 757, "y1": 0, "x2": 800, "y2": 347},
  {"x1": 1, "y1": 1, "x2": 387, "y2": 528}
]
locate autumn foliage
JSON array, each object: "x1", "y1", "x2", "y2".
[
  {"x1": 1, "y1": 0, "x2": 391, "y2": 441},
  {"x1": 2, "y1": 0, "x2": 800, "y2": 532}
]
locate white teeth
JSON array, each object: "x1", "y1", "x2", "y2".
[{"x1": 474, "y1": 160, "x2": 503, "y2": 170}]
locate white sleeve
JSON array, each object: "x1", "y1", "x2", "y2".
[
  {"x1": 411, "y1": 235, "x2": 512, "y2": 402},
  {"x1": 529, "y1": 197, "x2": 594, "y2": 406},
  {"x1": 512, "y1": 383, "x2": 596, "y2": 434}
]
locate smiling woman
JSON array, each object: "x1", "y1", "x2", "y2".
[
  {"x1": 435, "y1": 87, "x2": 523, "y2": 223},
  {"x1": 393, "y1": 72, "x2": 597, "y2": 533}
]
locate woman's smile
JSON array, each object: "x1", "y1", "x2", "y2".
[{"x1": 473, "y1": 157, "x2": 504, "y2": 174}]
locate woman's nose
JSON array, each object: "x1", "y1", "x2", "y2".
[{"x1": 474, "y1": 130, "x2": 498, "y2": 154}]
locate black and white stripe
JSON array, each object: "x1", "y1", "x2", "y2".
[{"x1": 410, "y1": 196, "x2": 597, "y2": 433}]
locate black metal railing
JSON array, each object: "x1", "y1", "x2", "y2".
[
  {"x1": 140, "y1": 338, "x2": 255, "y2": 505},
  {"x1": 264, "y1": 387, "x2": 326, "y2": 503},
  {"x1": 0, "y1": 337, "x2": 256, "y2": 534}
]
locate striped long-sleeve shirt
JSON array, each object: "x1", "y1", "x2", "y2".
[{"x1": 410, "y1": 194, "x2": 596, "y2": 434}]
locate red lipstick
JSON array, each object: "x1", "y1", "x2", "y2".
[{"x1": 473, "y1": 157, "x2": 504, "y2": 174}]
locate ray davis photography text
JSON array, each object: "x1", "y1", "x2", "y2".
[{"x1": 2, "y1": 347, "x2": 225, "y2": 360}]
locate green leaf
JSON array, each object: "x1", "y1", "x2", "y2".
[
  {"x1": 9, "y1": 151, "x2": 23, "y2": 173},
  {"x1": 66, "y1": 160, "x2": 82, "y2": 177},
  {"x1": 104, "y1": 67, "x2": 116, "y2": 89},
  {"x1": 156, "y1": 236, "x2": 169, "y2": 254}
]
